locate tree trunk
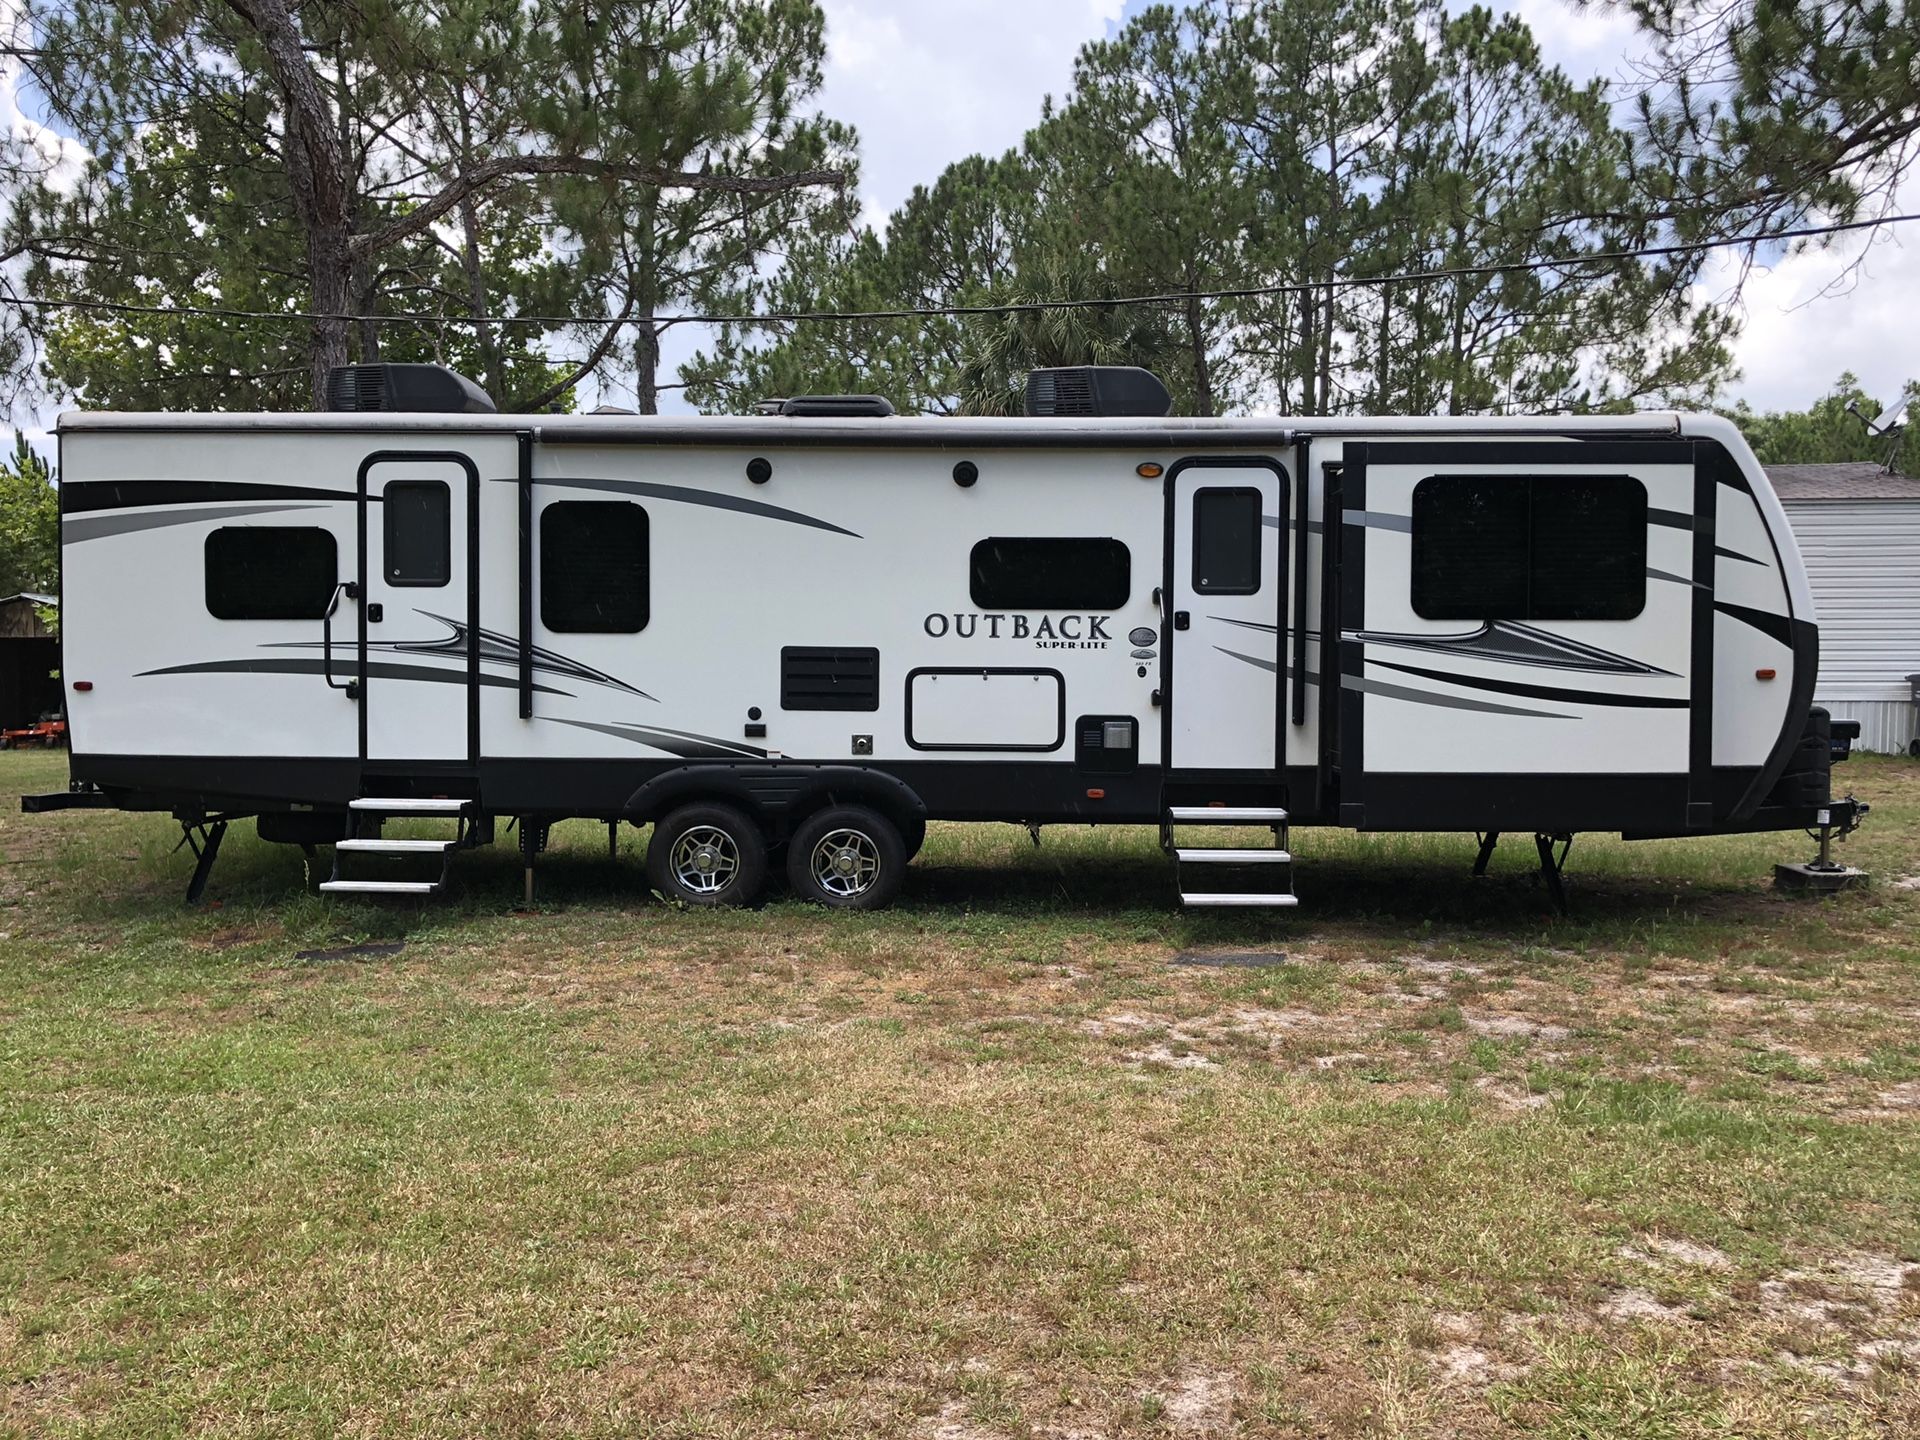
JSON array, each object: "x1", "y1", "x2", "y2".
[
  {"x1": 634, "y1": 305, "x2": 660, "y2": 414},
  {"x1": 308, "y1": 234, "x2": 351, "y2": 407},
  {"x1": 1183, "y1": 275, "x2": 1214, "y2": 418},
  {"x1": 459, "y1": 189, "x2": 501, "y2": 404},
  {"x1": 227, "y1": 0, "x2": 352, "y2": 407}
]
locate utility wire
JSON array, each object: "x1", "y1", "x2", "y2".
[{"x1": 3, "y1": 210, "x2": 1914, "y2": 331}]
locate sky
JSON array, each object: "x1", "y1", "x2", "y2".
[
  {"x1": 6, "y1": 0, "x2": 1914, "y2": 425},
  {"x1": 774, "y1": 0, "x2": 1916, "y2": 420}
]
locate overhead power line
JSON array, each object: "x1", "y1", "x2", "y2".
[{"x1": 3, "y1": 210, "x2": 1914, "y2": 332}]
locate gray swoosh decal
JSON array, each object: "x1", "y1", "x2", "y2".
[
  {"x1": 541, "y1": 716, "x2": 767, "y2": 759},
  {"x1": 137, "y1": 657, "x2": 572, "y2": 696},
  {"x1": 517, "y1": 475, "x2": 860, "y2": 538},
  {"x1": 1340, "y1": 510, "x2": 1412, "y2": 533},
  {"x1": 1345, "y1": 621, "x2": 1670, "y2": 676},
  {"x1": 1344, "y1": 673, "x2": 1571, "y2": 720},
  {"x1": 65, "y1": 503, "x2": 329, "y2": 542},
  {"x1": 1216, "y1": 646, "x2": 1275, "y2": 673},
  {"x1": 266, "y1": 613, "x2": 653, "y2": 700}
]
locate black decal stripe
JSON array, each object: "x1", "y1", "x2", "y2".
[
  {"x1": 541, "y1": 716, "x2": 767, "y2": 759},
  {"x1": 514, "y1": 475, "x2": 861, "y2": 538},
  {"x1": 1346, "y1": 620, "x2": 1670, "y2": 676},
  {"x1": 64, "y1": 480, "x2": 363, "y2": 513},
  {"x1": 1345, "y1": 674, "x2": 1572, "y2": 720},
  {"x1": 1713, "y1": 600, "x2": 1795, "y2": 647},
  {"x1": 1714, "y1": 544, "x2": 1766, "y2": 567},
  {"x1": 1369, "y1": 658, "x2": 1689, "y2": 708},
  {"x1": 137, "y1": 658, "x2": 572, "y2": 696},
  {"x1": 1648, "y1": 507, "x2": 1693, "y2": 530}
]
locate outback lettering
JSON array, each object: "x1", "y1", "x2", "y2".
[{"x1": 922, "y1": 613, "x2": 1113, "y2": 650}]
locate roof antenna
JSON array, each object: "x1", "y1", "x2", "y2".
[{"x1": 1846, "y1": 388, "x2": 1909, "y2": 474}]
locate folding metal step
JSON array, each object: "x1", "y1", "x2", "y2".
[
  {"x1": 319, "y1": 879, "x2": 441, "y2": 895},
  {"x1": 349, "y1": 797, "x2": 470, "y2": 814},
  {"x1": 1174, "y1": 848, "x2": 1293, "y2": 865},
  {"x1": 1166, "y1": 804, "x2": 1298, "y2": 909},
  {"x1": 335, "y1": 838, "x2": 459, "y2": 854},
  {"x1": 1166, "y1": 805, "x2": 1290, "y2": 824}
]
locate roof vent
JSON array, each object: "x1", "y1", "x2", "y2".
[
  {"x1": 1026, "y1": 366, "x2": 1171, "y2": 418},
  {"x1": 324, "y1": 363, "x2": 497, "y2": 415},
  {"x1": 773, "y1": 394, "x2": 896, "y2": 418}
]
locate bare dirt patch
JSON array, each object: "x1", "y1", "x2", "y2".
[
  {"x1": 1596, "y1": 1287, "x2": 1694, "y2": 1325},
  {"x1": 1619, "y1": 1235, "x2": 1734, "y2": 1272},
  {"x1": 1151, "y1": 1370, "x2": 1236, "y2": 1434}
]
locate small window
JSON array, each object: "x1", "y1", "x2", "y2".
[
  {"x1": 1192, "y1": 488, "x2": 1262, "y2": 594},
  {"x1": 1411, "y1": 474, "x2": 1646, "y2": 621},
  {"x1": 969, "y1": 537, "x2": 1130, "y2": 610},
  {"x1": 541, "y1": 500, "x2": 648, "y2": 632},
  {"x1": 383, "y1": 480, "x2": 450, "y2": 586},
  {"x1": 205, "y1": 527, "x2": 337, "y2": 620}
]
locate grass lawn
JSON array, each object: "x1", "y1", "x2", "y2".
[{"x1": 3, "y1": 749, "x2": 1919, "y2": 1438}]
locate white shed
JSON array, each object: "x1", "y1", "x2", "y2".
[{"x1": 1771, "y1": 461, "x2": 1920, "y2": 753}]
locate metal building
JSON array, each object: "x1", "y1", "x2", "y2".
[{"x1": 1771, "y1": 463, "x2": 1920, "y2": 753}]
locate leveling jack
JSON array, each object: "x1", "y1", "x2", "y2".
[{"x1": 1774, "y1": 799, "x2": 1871, "y2": 893}]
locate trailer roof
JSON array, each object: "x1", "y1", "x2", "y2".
[{"x1": 58, "y1": 408, "x2": 1686, "y2": 448}]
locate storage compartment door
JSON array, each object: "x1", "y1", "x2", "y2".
[{"x1": 906, "y1": 668, "x2": 1065, "y2": 751}]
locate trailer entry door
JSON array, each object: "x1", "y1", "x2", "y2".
[
  {"x1": 1166, "y1": 457, "x2": 1289, "y2": 773},
  {"x1": 356, "y1": 451, "x2": 480, "y2": 768}
]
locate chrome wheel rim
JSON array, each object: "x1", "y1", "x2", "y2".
[
  {"x1": 811, "y1": 827, "x2": 880, "y2": 898},
  {"x1": 670, "y1": 825, "x2": 739, "y2": 895}
]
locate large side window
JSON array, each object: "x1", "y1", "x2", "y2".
[
  {"x1": 969, "y1": 537, "x2": 1130, "y2": 610},
  {"x1": 1411, "y1": 474, "x2": 1647, "y2": 621},
  {"x1": 383, "y1": 479, "x2": 450, "y2": 586},
  {"x1": 1192, "y1": 487, "x2": 1262, "y2": 595},
  {"x1": 541, "y1": 500, "x2": 648, "y2": 632},
  {"x1": 205, "y1": 527, "x2": 337, "y2": 620}
]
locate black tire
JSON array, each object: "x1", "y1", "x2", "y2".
[
  {"x1": 645, "y1": 802, "x2": 768, "y2": 907},
  {"x1": 787, "y1": 804, "x2": 907, "y2": 911}
]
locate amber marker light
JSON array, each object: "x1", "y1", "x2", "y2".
[
  {"x1": 1086, "y1": 788, "x2": 1107, "y2": 800},
  {"x1": 1136, "y1": 463, "x2": 1164, "y2": 478},
  {"x1": 1755, "y1": 669, "x2": 1777, "y2": 680}
]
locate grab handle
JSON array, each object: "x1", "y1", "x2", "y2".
[{"x1": 322, "y1": 581, "x2": 360, "y2": 700}]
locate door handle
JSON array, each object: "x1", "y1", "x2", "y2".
[
  {"x1": 321, "y1": 581, "x2": 360, "y2": 700},
  {"x1": 1173, "y1": 611, "x2": 1191, "y2": 630}
]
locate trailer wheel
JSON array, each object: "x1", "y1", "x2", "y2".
[
  {"x1": 787, "y1": 805, "x2": 906, "y2": 911},
  {"x1": 646, "y1": 803, "x2": 767, "y2": 907}
]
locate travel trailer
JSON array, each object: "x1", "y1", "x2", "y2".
[{"x1": 24, "y1": 364, "x2": 1861, "y2": 909}]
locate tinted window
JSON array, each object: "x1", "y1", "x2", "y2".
[
  {"x1": 1411, "y1": 474, "x2": 1646, "y2": 621},
  {"x1": 205, "y1": 527, "x2": 337, "y2": 620},
  {"x1": 1192, "y1": 488, "x2": 1262, "y2": 594},
  {"x1": 383, "y1": 480, "x2": 450, "y2": 586},
  {"x1": 541, "y1": 500, "x2": 648, "y2": 632},
  {"x1": 969, "y1": 537, "x2": 1130, "y2": 610}
]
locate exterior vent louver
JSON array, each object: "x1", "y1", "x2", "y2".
[
  {"x1": 324, "y1": 363, "x2": 497, "y2": 414},
  {"x1": 781, "y1": 647, "x2": 880, "y2": 712},
  {"x1": 1025, "y1": 366, "x2": 1172, "y2": 418}
]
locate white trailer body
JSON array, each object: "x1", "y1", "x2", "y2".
[{"x1": 34, "y1": 383, "x2": 1855, "y2": 908}]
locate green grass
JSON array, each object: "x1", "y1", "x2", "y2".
[{"x1": 3, "y1": 751, "x2": 1920, "y2": 1436}]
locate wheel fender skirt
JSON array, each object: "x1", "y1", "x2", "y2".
[{"x1": 623, "y1": 764, "x2": 928, "y2": 832}]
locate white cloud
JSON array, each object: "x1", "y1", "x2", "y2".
[
  {"x1": 1696, "y1": 208, "x2": 1920, "y2": 412},
  {"x1": 817, "y1": 0, "x2": 1128, "y2": 218}
]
